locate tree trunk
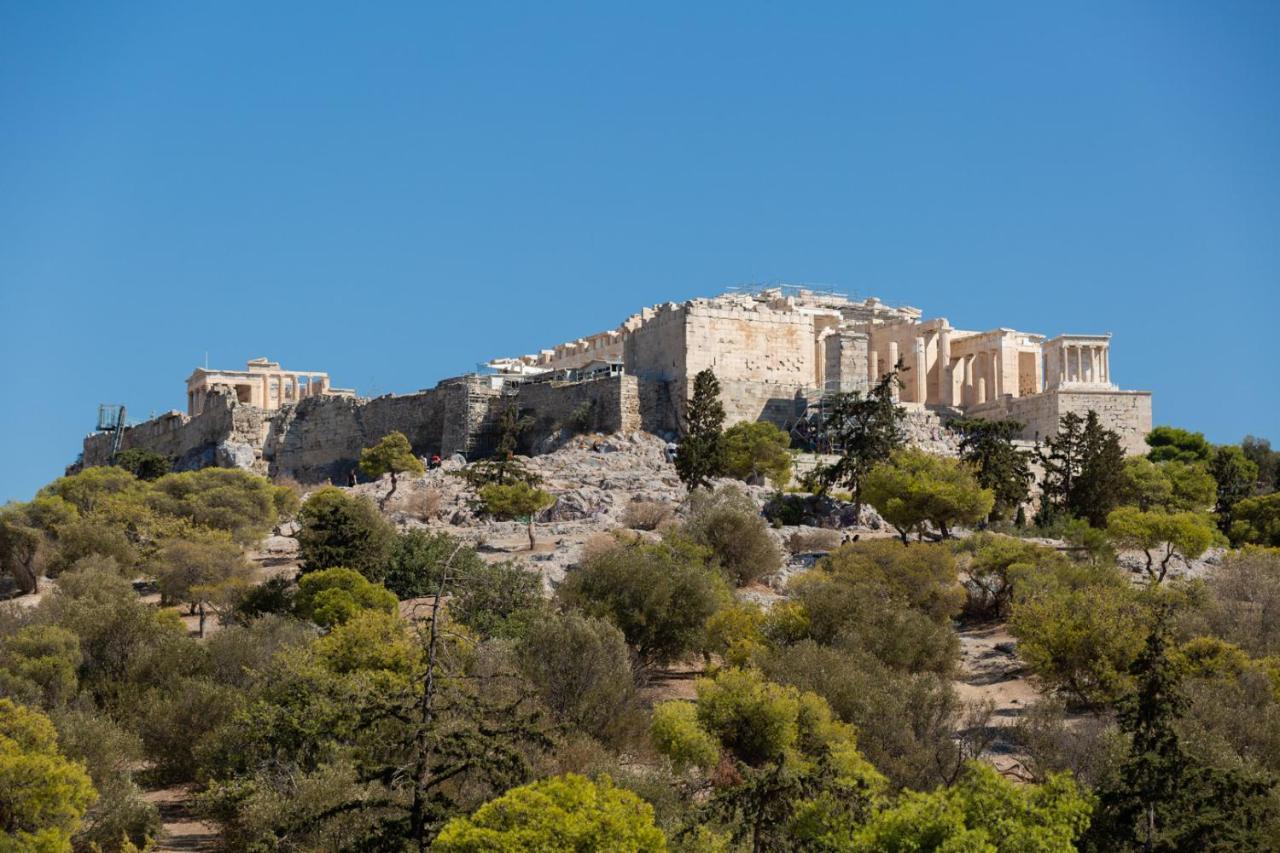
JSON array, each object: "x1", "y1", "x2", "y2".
[
  {"x1": 527, "y1": 518, "x2": 536, "y2": 551},
  {"x1": 197, "y1": 602, "x2": 206, "y2": 638}
]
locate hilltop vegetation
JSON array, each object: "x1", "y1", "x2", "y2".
[{"x1": 2, "y1": 396, "x2": 1280, "y2": 850}]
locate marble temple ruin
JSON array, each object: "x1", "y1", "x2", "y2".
[{"x1": 79, "y1": 287, "x2": 1151, "y2": 483}]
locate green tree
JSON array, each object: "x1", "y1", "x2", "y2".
[
  {"x1": 1242, "y1": 435, "x2": 1278, "y2": 493},
  {"x1": 148, "y1": 467, "x2": 291, "y2": 543},
  {"x1": 1106, "y1": 507, "x2": 1218, "y2": 583},
  {"x1": 852, "y1": 762, "x2": 1093, "y2": 852},
  {"x1": 0, "y1": 698, "x2": 97, "y2": 852},
  {"x1": 675, "y1": 369, "x2": 727, "y2": 490},
  {"x1": 1009, "y1": 564, "x2": 1148, "y2": 706},
  {"x1": 111, "y1": 448, "x2": 172, "y2": 481},
  {"x1": 1228, "y1": 492, "x2": 1280, "y2": 546},
  {"x1": 359, "y1": 431, "x2": 425, "y2": 507},
  {"x1": 458, "y1": 402, "x2": 540, "y2": 488},
  {"x1": 0, "y1": 507, "x2": 44, "y2": 594},
  {"x1": 560, "y1": 538, "x2": 728, "y2": 671},
  {"x1": 863, "y1": 448, "x2": 994, "y2": 541},
  {"x1": 516, "y1": 611, "x2": 636, "y2": 742},
  {"x1": 296, "y1": 486, "x2": 395, "y2": 580},
  {"x1": 1145, "y1": 425, "x2": 1213, "y2": 464},
  {"x1": 293, "y1": 566, "x2": 398, "y2": 628},
  {"x1": 812, "y1": 371, "x2": 906, "y2": 517},
  {"x1": 1037, "y1": 411, "x2": 1127, "y2": 527},
  {"x1": 958, "y1": 534, "x2": 1069, "y2": 620},
  {"x1": 1086, "y1": 623, "x2": 1278, "y2": 851},
  {"x1": 651, "y1": 668, "x2": 883, "y2": 851},
  {"x1": 1209, "y1": 445, "x2": 1259, "y2": 535},
  {"x1": 150, "y1": 533, "x2": 253, "y2": 636},
  {"x1": 434, "y1": 774, "x2": 666, "y2": 852},
  {"x1": 949, "y1": 417, "x2": 1034, "y2": 522},
  {"x1": 722, "y1": 421, "x2": 793, "y2": 488},
  {"x1": 0, "y1": 625, "x2": 82, "y2": 708},
  {"x1": 680, "y1": 485, "x2": 782, "y2": 586},
  {"x1": 384, "y1": 529, "x2": 486, "y2": 600},
  {"x1": 447, "y1": 560, "x2": 544, "y2": 639},
  {"x1": 477, "y1": 481, "x2": 555, "y2": 550}
]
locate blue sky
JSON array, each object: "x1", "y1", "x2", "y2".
[{"x1": 2, "y1": 2, "x2": 1277, "y2": 501}]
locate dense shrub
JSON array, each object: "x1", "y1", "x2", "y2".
[
  {"x1": 296, "y1": 487, "x2": 395, "y2": 580},
  {"x1": 293, "y1": 567, "x2": 398, "y2": 628},
  {"x1": 680, "y1": 485, "x2": 781, "y2": 586}
]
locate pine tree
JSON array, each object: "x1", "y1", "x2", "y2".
[
  {"x1": 1036, "y1": 411, "x2": 1126, "y2": 527},
  {"x1": 949, "y1": 417, "x2": 1033, "y2": 522},
  {"x1": 675, "y1": 369, "x2": 727, "y2": 490},
  {"x1": 1087, "y1": 620, "x2": 1277, "y2": 851},
  {"x1": 812, "y1": 371, "x2": 906, "y2": 517}
]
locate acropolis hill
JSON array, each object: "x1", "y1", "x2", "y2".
[{"x1": 79, "y1": 287, "x2": 1152, "y2": 482}]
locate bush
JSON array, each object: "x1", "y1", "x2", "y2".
[
  {"x1": 680, "y1": 485, "x2": 781, "y2": 586},
  {"x1": 384, "y1": 529, "x2": 488, "y2": 600},
  {"x1": 296, "y1": 487, "x2": 395, "y2": 581},
  {"x1": 46, "y1": 518, "x2": 137, "y2": 577},
  {"x1": 149, "y1": 468, "x2": 290, "y2": 543},
  {"x1": 434, "y1": 774, "x2": 666, "y2": 852},
  {"x1": 449, "y1": 561, "x2": 544, "y2": 639},
  {"x1": 516, "y1": 610, "x2": 637, "y2": 742},
  {"x1": 0, "y1": 624, "x2": 82, "y2": 707},
  {"x1": 293, "y1": 567, "x2": 398, "y2": 628},
  {"x1": 1190, "y1": 548, "x2": 1280, "y2": 657},
  {"x1": 112, "y1": 448, "x2": 172, "y2": 481},
  {"x1": 620, "y1": 500, "x2": 674, "y2": 531},
  {"x1": 400, "y1": 488, "x2": 442, "y2": 522},
  {"x1": 957, "y1": 533, "x2": 1069, "y2": 620},
  {"x1": 760, "y1": 640, "x2": 968, "y2": 790},
  {"x1": 560, "y1": 538, "x2": 729, "y2": 670},
  {"x1": 0, "y1": 699, "x2": 97, "y2": 851}
]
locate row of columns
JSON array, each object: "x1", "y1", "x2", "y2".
[{"x1": 1060, "y1": 344, "x2": 1109, "y2": 385}]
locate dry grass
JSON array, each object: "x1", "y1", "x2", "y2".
[
  {"x1": 787, "y1": 527, "x2": 843, "y2": 555},
  {"x1": 621, "y1": 500, "x2": 674, "y2": 531},
  {"x1": 398, "y1": 488, "x2": 443, "y2": 522}
]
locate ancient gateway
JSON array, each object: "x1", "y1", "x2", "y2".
[{"x1": 79, "y1": 288, "x2": 1151, "y2": 483}]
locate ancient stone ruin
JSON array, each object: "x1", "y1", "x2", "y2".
[{"x1": 79, "y1": 287, "x2": 1151, "y2": 483}]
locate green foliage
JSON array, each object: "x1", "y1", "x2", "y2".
[
  {"x1": 560, "y1": 537, "x2": 729, "y2": 670},
  {"x1": 1242, "y1": 435, "x2": 1279, "y2": 493},
  {"x1": 516, "y1": 610, "x2": 636, "y2": 742},
  {"x1": 296, "y1": 486, "x2": 395, "y2": 580},
  {"x1": 703, "y1": 602, "x2": 767, "y2": 668},
  {"x1": 1009, "y1": 561, "x2": 1148, "y2": 706},
  {"x1": 39, "y1": 466, "x2": 144, "y2": 517},
  {"x1": 0, "y1": 625, "x2": 82, "y2": 707},
  {"x1": 722, "y1": 420, "x2": 793, "y2": 488},
  {"x1": 0, "y1": 508, "x2": 45, "y2": 594},
  {"x1": 1229, "y1": 492, "x2": 1280, "y2": 547},
  {"x1": 149, "y1": 532, "x2": 252, "y2": 630},
  {"x1": 111, "y1": 448, "x2": 172, "y2": 481},
  {"x1": 449, "y1": 560, "x2": 544, "y2": 639},
  {"x1": 477, "y1": 480, "x2": 555, "y2": 548},
  {"x1": 958, "y1": 533, "x2": 1069, "y2": 620},
  {"x1": 46, "y1": 518, "x2": 137, "y2": 578},
  {"x1": 1146, "y1": 425, "x2": 1213, "y2": 464},
  {"x1": 148, "y1": 467, "x2": 288, "y2": 543},
  {"x1": 949, "y1": 417, "x2": 1034, "y2": 522},
  {"x1": 0, "y1": 698, "x2": 97, "y2": 852},
  {"x1": 314, "y1": 610, "x2": 422, "y2": 683},
  {"x1": 863, "y1": 448, "x2": 994, "y2": 541},
  {"x1": 680, "y1": 485, "x2": 781, "y2": 586},
  {"x1": 458, "y1": 403, "x2": 540, "y2": 488},
  {"x1": 1122, "y1": 458, "x2": 1217, "y2": 513},
  {"x1": 384, "y1": 529, "x2": 486, "y2": 600},
  {"x1": 760, "y1": 641, "x2": 967, "y2": 791},
  {"x1": 852, "y1": 761, "x2": 1093, "y2": 852},
  {"x1": 1036, "y1": 411, "x2": 1128, "y2": 527},
  {"x1": 675, "y1": 369, "x2": 727, "y2": 490},
  {"x1": 293, "y1": 567, "x2": 398, "y2": 628},
  {"x1": 811, "y1": 371, "x2": 906, "y2": 514},
  {"x1": 359, "y1": 431, "x2": 424, "y2": 504},
  {"x1": 1086, "y1": 624, "x2": 1279, "y2": 851},
  {"x1": 434, "y1": 773, "x2": 666, "y2": 852},
  {"x1": 1210, "y1": 444, "x2": 1260, "y2": 534},
  {"x1": 651, "y1": 668, "x2": 883, "y2": 851},
  {"x1": 1106, "y1": 507, "x2": 1219, "y2": 582},
  {"x1": 789, "y1": 540, "x2": 963, "y2": 675},
  {"x1": 1190, "y1": 548, "x2": 1280, "y2": 657}
]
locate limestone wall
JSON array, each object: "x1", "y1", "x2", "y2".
[
  {"x1": 510, "y1": 374, "x2": 632, "y2": 452},
  {"x1": 969, "y1": 388, "x2": 1152, "y2": 456}
]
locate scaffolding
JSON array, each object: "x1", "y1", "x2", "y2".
[{"x1": 96, "y1": 404, "x2": 128, "y2": 460}]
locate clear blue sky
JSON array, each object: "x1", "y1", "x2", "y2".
[{"x1": 2, "y1": 2, "x2": 1277, "y2": 502}]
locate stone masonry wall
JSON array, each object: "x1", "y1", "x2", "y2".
[{"x1": 969, "y1": 388, "x2": 1153, "y2": 456}]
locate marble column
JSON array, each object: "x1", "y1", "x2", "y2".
[
  {"x1": 938, "y1": 329, "x2": 952, "y2": 405},
  {"x1": 914, "y1": 336, "x2": 927, "y2": 404}
]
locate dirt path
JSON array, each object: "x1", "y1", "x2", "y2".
[
  {"x1": 953, "y1": 622, "x2": 1043, "y2": 776},
  {"x1": 143, "y1": 786, "x2": 219, "y2": 851}
]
